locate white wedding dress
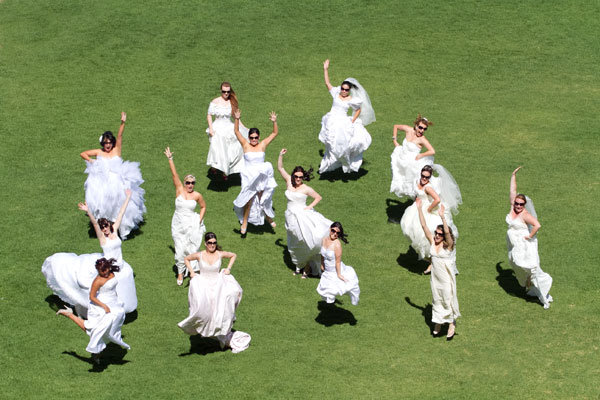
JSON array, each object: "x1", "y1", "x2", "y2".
[
  {"x1": 506, "y1": 212, "x2": 553, "y2": 308},
  {"x1": 390, "y1": 138, "x2": 434, "y2": 198},
  {"x1": 41, "y1": 236, "x2": 138, "y2": 318},
  {"x1": 84, "y1": 276, "x2": 130, "y2": 354},
  {"x1": 318, "y1": 86, "x2": 372, "y2": 174},
  {"x1": 284, "y1": 190, "x2": 332, "y2": 275},
  {"x1": 430, "y1": 244, "x2": 460, "y2": 324},
  {"x1": 206, "y1": 101, "x2": 248, "y2": 175},
  {"x1": 316, "y1": 247, "x2": 360, "y2": 305},
  {"x1": 84, "y1": 155, "x2": 146, "y2": 239},
  {"x1": 177, "y1": 253, "x2": 250, "y2": 353},
  {"x1": 171, "y1": 195, "x2": 205, "y2": 275},
  {"x1": 233, "y1": 152, "x2": 277, "y2": 226}
]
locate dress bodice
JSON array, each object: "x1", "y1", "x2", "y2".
[
  {"x1": 101, "y1": 236, "x2": 123, "y2": 267},
  {"x1": 506, "y1": 213, "x2": 529, "y2": 233},
  {"x1": 320, "y1": 247, "x2": 337, "y2": 272},
  {"x1": 430, "y1": 244, "x2": 456, "y2": 261},
  {"x1": 285, "y1": 190, "x2": 308, "y2": 211},
  {"x1": 175, "y1": 195, "x2": 197, "y2": 215},
  {"x1": 95, "y1": 277, "x2": 119, "y2": 303},
  {"x1": 243, "y1": 152, "x2": 265, "y2": 165},
  {"x1": 329, "y1": 86, "x2": 361, "y2": 115},
  {"x1": 197, "y1": 253, "x2": 222, "y2": 283},
  {"x1": 207, "y1": 101, "x2": 233, "y2": 120},
  {"x1": 402, "y1": 138, "x2": 421, "y2": 153}
]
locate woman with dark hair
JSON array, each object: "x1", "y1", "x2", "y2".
[
  {"x1": 206, "y1": 82, "x2": 249, "y2": 178},
  {"x1": 80, "y1": 112, "x2": 146, "y2": 239},
  {"x1": 506, "y1": 167, "x2": 552, "y2": 308},
  {"x1": 56, "y1": 258, "x2": 130, "y2": 363},
  {"x1": 400, "y1": 165, "x2": 459, "y2": 274},
  {"x1": 416, "y1": 199, "x2": 460, "y2": 340},
  {"x1": 178, "y1": 233, "x2": 250, "y2": 353},
  {"x1": 278, "y1": 148, "x2": 332, "y2": 278},
  {"x1": 164, "y1": 147, "x2": 207, "y2": 286},
  {"x1": 316, "y1": 222, "x2": 360, "y2": 305},
  {"x1": 232, "y1": 110, "x2": 278, "y2": 236},
  {"x1": 42, "y1": 191, "x2": 137, "y2": 317},
  {"x1": 390, "y1": 114, "x2": 436, "y2": 198},
  {"x1": 318, "y1": 59, "x2": 375, "y2": 174}
]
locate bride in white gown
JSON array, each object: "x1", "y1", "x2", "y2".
[
  {"x1": 277, "y1": 149, "x2": 332, "y2": 278},
  {"x1": 56, "y1": 258, "x2": 130, "y2": 363},
  {"x1": 232, "y1": 110, "x2": 279, "y2": 236},
  {"x1": 42, "y1": 191, "x2": 138, "y2": 317},
  {"x1": 506, "y1": 167, "x2": 553, "y2": 309},
  {"x1": 178, "y1": 233, "x2": 251, "y2": 353},
  {"x1": 205, "y1": 82, "x2": 249, "y2": 178},
  {"x1": 318, "y1": 59, "x2": 375, "y2": 174},
  {"x1": 164, "y1": 147, "x2": 206, "y2": 286},
  {"x1": 390, "y1": 115, "x2": 436, "y2": 198},
  {"x1": 80, "y1": 112, "x2": 146, "y2": 239}
]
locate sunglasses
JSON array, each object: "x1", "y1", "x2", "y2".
[
  {"x1": 221, "y1": 90, "x2": 231, "y2": 94},
  {"x1": 340, "y1": 87, "x2": 350, "y2": 92},
  {"x1": 293, "y1": 174, "x2": 304, "y2": 179},
  {"x1": 514, "y1": 201, "x2": 525, "y2": 206},
  {"x1": 434, "y1": 231, "x2": 444, "y2": 237},
  {"x1": 249, "y1": 136, "x2": 259, "y2": 140},
  {"x1": 417, "y1": 125, "x2": 427, "y2": 131},
  {"x1": 420, "y1": 174, "x2": 431, "y2": 180},
  {"x1": 206, "y1": 241, "x2": 217, "y2": 245},
  {"x1": 330, "y1": 228, "x2": 340, "y2": 235},
  {"x1": 102, "y1": 142, "x2": 112, "y2": 145},
  {"x1": 185, "y1": 181, "x2": 195, "y2": 185}
]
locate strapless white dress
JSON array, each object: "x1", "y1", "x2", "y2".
[
  {"x1": 171, "y1": 195, "x2": 205, "y2": 275},
  {"x1": 316, "y1": 247, "x2": 360, "y2": 305},
  {"x1": 233, "y1": 152, "x2": 277, "y2": 226},
  {"x1": 390, "y1": 138, "x2": 434, "y2": 198},
  {"x1": 430, "y1": 244, "x2": 460, "y2": 324},
  {"x1": 205, "y1": 101, "x2": 249, "y2": 175}
]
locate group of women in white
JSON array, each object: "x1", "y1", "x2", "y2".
[{"x1": 41, "y1": 59, "x2": 552, "y2": 361}]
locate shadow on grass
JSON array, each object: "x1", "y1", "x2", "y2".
[
  {"x1": 495, "y1": 262, "x2": 537, "y2": 303},
  {"x1": 232, "y1": 220, "x2": 276, "y2": 237},
  {"x1": 318, "y1": 167, "x2": 368, "y2": 182},
  {"x1": 62, "y1": 343, "x2": 130, "y2": 373},
  {"x1": 404, "y1": 296, "x2": 435, "y2": 335},
  {"x1": 87, "y1": 220, "x2": 146, "y2": 240},
  {"x1": 179, "y1": 335, "x2": 225, "y2": 356},
  {"x1": 397, "y1": 247, "x2": 429, "y2": 275},
  {"x1": 385, "y1": 198, "x2": 411, "y2": 224},
  {"x1": 315, "y1": 301, "x2": 357, "y2": 326},
  {"x1": 45, "y1": 294, "x2": 68, "y2": 314},
  {"x1": 206, "y1": 170, "x2": 241, "y2": 192},
  {"x1": 274, "y1": 238, "x2": 297, "y2": 273}
]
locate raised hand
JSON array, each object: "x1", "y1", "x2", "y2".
[
  {"x1": 121, "y1": 112, "x2": 127, "y2": 123},
  {"x1": 233, "y1": 109, "x2": 241, "y2": 120},
  {"x1": 164, "y1": 147, "x2": 173, "y2": 159},
  {"x1": 512, "y1": 166, "x2": 522, "y2": 175},
  {"x1": 78, "y1": 202, "x2": 89, "y2": 212},
  {"x1": 269, "y1": 111, "x2": 277, "y2": 122},
  {"x1": 323, "y1": 59, "x2": 330, "y2": 69},
  {"x1": 125, "y1": 188, "x2": 132, "y2": 197},
  {"x1": 280, "y1": 148, "x2": 287, "y2": 156},
  {"x1": 438, "y1": 204, "x2": 446, "y2": 217}
]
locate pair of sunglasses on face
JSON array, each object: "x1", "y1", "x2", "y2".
[{"x1": 185, "y1": 181, "x2": 195, "y2": 185}]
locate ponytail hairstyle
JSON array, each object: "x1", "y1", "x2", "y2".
[
  {"x1": 221, "y1": 82, "x2": 238, "y2": 114},
  {"x1": 204, "y1": 232, "x2": 222, "y2": 251},
  {"x1": 95, "y1": 257, "x2": 120, "y2": 273},
  {"x1": 413, "y1": 114, "x2": 433, "y2": 128},
  {"x1": 290, "y1": 166, "x2": 314, "y2": 188},
  {"x1": 330, "y1": 221, "x2": 349, "y2": 244}
]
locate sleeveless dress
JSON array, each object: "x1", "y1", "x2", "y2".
[
  {"x1": 284, "y1": 190, "x2": 333, "y2": 274},
  {"x1": 506, "y1": 213, "x2": 553, "y2": 308},
  {"x1": 205, "y1": 101, "x2": 249, "y2": 175},
  {"x1": 390, "y1": 138, "x2": 435, "y2": 198},
  {"x1": 84, "y1": 276, "x2": 130, "y2": 354},
  {"x1": 41, "y1": 236, "x2": 138, "y2": 318},
  {"x1": 318, "y1": 86, "x2": 372, "y2": 174},
  {"x1": 177, "y1": 253, "x2": 250, "y2": 353},
  {"x1": 316, "y1": 247, "x2": 360, "y2": 305},
  {"x1": 171, "y1": 195, "x2": 205, "y2": 275},
  {"x1": 84, "y1": 155, "x2": 146, "y2": 239},
  {"x1": 233, "y1": 152, "x2": 277, "y2": 226},
  {"x1": 430, "y1": 244, "x2": 460, "y2": 324}
]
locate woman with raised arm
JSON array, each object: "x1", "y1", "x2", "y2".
[
  {"x1": 278, "y1": 148, "x2": 333, "y2": 278},
  {"x1": 178, "y1": 233, "x2": 251, "y2": 353},
  {"x1": 206, "y1": 82, "x2": 249, "y2": 179},
  {"x1": 390, "y1": 114, "x2": 436, "y2": 198},
  {"x1": 56, "y1": 258, "x2": 130, "y2": 364},
  {"x1": 318, "y1": 59, "x2": 374, "y2": 174},
  {"x1": 400, "y1": 165, "x2": 459, "y2": 274},
  {"x1": 316, "y1": 222, "x2": 360, "y2": 305},
  {"x1": 165, "y1": 147, "x2": 207, "y2": 286},
  {"x1": 417, "y1": 199, "x2": 460, "y2": 340},
  {"x1": 506, "y1": 167, "x2": 553, "y2": 309},
  {"x1": 232, "y1": 110, "x2": 278, "y2": 236},
  {"x1": 42, "y1": 190, "x2": 138, "y2": 317},
  {"x1": 80, "y1": 112, "x2": 146, "y2": 239}
]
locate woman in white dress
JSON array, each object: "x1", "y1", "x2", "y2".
[
  {"x1": 318, "y1": 59, "x2": 375, "y2": 174},
  {"x1": 178, "y1": 233, "x2": 250, "y2": 353},
  {"x1": 232, "y1": 109, "x2": 279, "y2": 236},
  {"x1": 277, "y1": 148, "x2": 332, "y2": 278},
  {"x1": 56, "y1": 258, "x2": 130, "y2": 363},
  {"x1": 390, "y1": 115, "x2": 436, "y2": 198},
  {"x1": 416, "y1": 199, "x2": 460, "y2": 340},
  {"x1": 206, "y1": 82, "x2": 249, "y2": 178},
  {"x1": 41, "y1": 191, "x2": 138, "y2": 317},
  {"x1": 164, "y1": 147, "x2": 207, "y2": 286},
  {"x1": 317, "y1": 222, "x2": 360, "y2": 305},
  {"x1": 80, "y1": 112, "x2": 146, "y2": 239},
  {"x1": 506, "y1": 167, "x2": 553, "y2": 309},
  {"x1": 400, "y1": 165, "x2": 459, "y2": 274}
]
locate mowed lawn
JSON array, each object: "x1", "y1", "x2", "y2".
[{"x1": 1, "y1": 0, "x2": 599, "y2": 398}]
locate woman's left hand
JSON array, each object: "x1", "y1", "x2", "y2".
[
  {"x1": 223, "y1": 268, "x2": 231, "y2": 275},
  {"x1": 269, "y1": 111, "x2": 277, "y2": 122},
  {"x1": 121, "y1": 112, "x2": 127, "y2": 123},
  {"x1": 438, "y1": 204, "x2": 446, "y2": 217}
]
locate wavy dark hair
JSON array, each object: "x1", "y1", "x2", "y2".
[
  {"x1": 291, "y1": 166, "x2": 314, "y2": 188},
  {"x1": 98, "y1": 218, "x2": 114, "y2": 233},
  {"x1": 221, "y1": 81, "x2": 239, "y2": 114},
  {"x1": 248, "y1": 127, "x2": 260, "y2": 138},
  {"x1": 204, "y1": 232, "x2": 222, "y2": 251},
  {"x1": 341, "y1": 80, "x2": 357, "y2": 90},
  {"x1": 330, "y1": 221, "x2": 348, "y2": 244},
  {"x1": 95, "y1": 257, "x2": 120, "y2": 273},
  {"x1": 435, "y1": 224, "x2": 456, "y2": 249},
  {"x1": 100, "y1": 131, "x2": 116, "y2": 148}
]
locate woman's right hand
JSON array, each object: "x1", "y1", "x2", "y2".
[
  {"x1": 164, "y1": 147, "x2": 173, "y2": 159},
  {"x1": 208, "y1": 129, "x2": 214, "y2": 137},
  {"x1": 512, "y1": 166, "x2": 522, "y2": 175},
  {"x1": 338, "y1": 274, "x2": 348, "y2": 282},
  {"x1": 121, "y1": 112, "x2": 127, "y2": 123},
  {"x1": 279, "y1": 148, "x2": 287, "y2": 156},
  {"x1": 437, "y1": 204, "x2": 446, "y2": 217},
  {"x1": 233, "y1": 109, "x2": 241, "y2": 120},
  {"x1": 323, "y1": 59, "x2": 330, "y2": 70},
  {"x1": 103, "y1": 305, "x2": 111, "y2": 313}
]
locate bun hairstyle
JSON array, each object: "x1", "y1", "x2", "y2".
[
  {"x1": 98, "y1": 218, "x2": 114, "y2": 233},
  {"x1": 330, "y1": 221, "x2": 349, "y2": 244},
  {"x1": 221, "y1": 81, "x2": 239, "y2": 113},
  {"x1": 414, "y1": 114, "x2": 433, "y2": 127},
  {"x1": 291, "y1": 166, "x2": 314, "y2": 188},
  {"x1": 100, "y1": 131, "x2": 116, "y2": 147},
  {"x1": 436, "y1": 224, "x2": 456, "y2": 249},
  {"x1": 204, "y1": 232, "x2": 222, "y2": 251},
  {"x1": 95, "y1": 257, "x2": 120, "y2": 273}
]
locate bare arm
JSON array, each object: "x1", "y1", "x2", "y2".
[
  {"x1": 219, "y1": 251, "x2": 237, "y2": 274},
  {"x1": 80, "y1": 148, "x2": 101, "y2": 161},
  {"x1": 184, "y1": 253, "x2": 200, "y2": 278},
  {"x1": 438, "y1": 205, "x2": 454, "y2": 250},
  {"x1": 416, "y1": 198, "x2": 433, "y2": 244},
  {"x1": 277, "y1": 148, "x2": 291, "y2": 182},
  {"x1": 113, "y1": 189, "x2": 132, "y2": 231},
  {"x1": 207, "y1": 108, "x2": 214, "y2": 137},
  {"x1": 196, "y1": 193, "x2": 206, "y2": 222},
  {"x1": 424, "y1": 186, "x2": 441, "y2": 213},
  {"x1": 321, "y1": 254, "x2": 325, "y2": 272},
  {"x1": 89, "y1": 277, "x2": 111, "y2": 313},
  {"x1": 415, "y1": 137, "x2": 435, "y2": 160},
  {"x1": 351, "y1": 108, "x2": 361, "y2": 124},
  {"x1": 259, "y1": 112, "x2": 279, "y2": 149},
  {"x1": 323, "y1": 59, "x2": 333, "y2": 91},
  {"x1": 233, "y1": 110, "x2": 248, "y2": 147},
  {"x1": 334, "y1": 242, "x2": 347, "y2": 282},
  {"x1": 79, "y1": 202, "x2": 103, "y2": 240},
  {"x1": 522, "y1": 212, "x2": 541, "y2": 239},
  {"x1": 115, "y1": 112, "x2": 126, "y2": 156},
  {"x1": 304, "y1": 186, "x2": 322, "y2": 210},
  {"x1": 392, "y1": 125, "x2": 411, "y2": 147},
  {"x1": 510, "y1": 166, "x2": 521, "y2": 205},
  {"x1": 164, "y1": 147, "x2": 184, "y2": 195}
]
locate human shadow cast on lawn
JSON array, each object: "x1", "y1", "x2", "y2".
[
  {"x1": 315, "y1": 301, "x2": 357, "y2": 326},
  {"x1": 397, "y1": 247, "x2": 429, "y2": 275},
  {"x1": 274, "y1": 238, "x2": 297, "y2": 273},
  {"x1": 46, "y1": 294, "x2": 138, "y2": 323},
  {"x1": 232, "y1": 219, "x2": 277, "y2": 237},
  {"x1": 87, "y1": 220, "x2": 145, "y2": 240},
  {"x1": 206, "y1": 171, "x2": 241, "y2": 192},
  {"x1": 318, "y1": 167, "x2": 368, "y2": 182},
  {"x1": 178, "y1": 335, "x2": 226, "y2": 356},
  {"x1": 62, "y1": 343, "x2": 130, "y2": 373},
  {"x1": 386, "y1": 198, "x2": 411, "y2": 224},
  {"x1": 495, "y1": 262, "x2": 538, "y2": 304},
  {"x1": 404, "y1": 296, "x2": 436, "y2": 335}
]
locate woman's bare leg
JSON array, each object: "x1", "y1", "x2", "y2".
[{"x1": 57, "y1": 309, "x2": 86, "y2": 331}]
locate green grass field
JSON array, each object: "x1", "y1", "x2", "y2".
[{"x1": 1, "y1": 0, "x2": 599, "y2": 398}]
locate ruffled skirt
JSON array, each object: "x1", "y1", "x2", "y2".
[
  {"x1": 233, "y1": 161, "x2": 277, "y2": 226},
  {"x1": 319, "y1": 114, "x2": 371, "y2": 174},
  {"x1": 317, "y1": 264, "x2": 360, "y2": 305}
]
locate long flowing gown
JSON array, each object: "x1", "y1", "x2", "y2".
[
  {"x1": 84, "y1": 155, "x2": 146, "y2": 239},
  {"x1": 506, "y1": 213, "x2": 553, "y2": 308},
  {"x1": 318, "y1": 86, "x2": 372, "y2": 174},
  {"x1": 171, "y1": 195, "x2": 205, "y2": 275},
  {"x1": 233, "y1": 152, "x2": 277, "y2": 226},
  {"x1": 84, "y1": 277, "x2": 130, "y2": 354},
  {"x1": 430, "y1": 244, "x2": 460, "y2": 324},
  {"x1": 41, "y1": 236, "x2": 138, "y2": 318},
  {"x1": 390, "y1": 138, "x2": 434, "y2": 198},
  {"x1": 284, "y1": 190, "x2": 332, "y2": 275},
  {"x1": 400, "y1": 180, "x2": 459, "y2": 261},
  {"x1": 205, "y1": 101, "x2": 249, "y2": 175},
  {"x1": 316, "y1": 247, "x2": 360, "y2": 305},
  {"x1": 177, "y1": 253, "x2": 250, "y2": 353}
]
